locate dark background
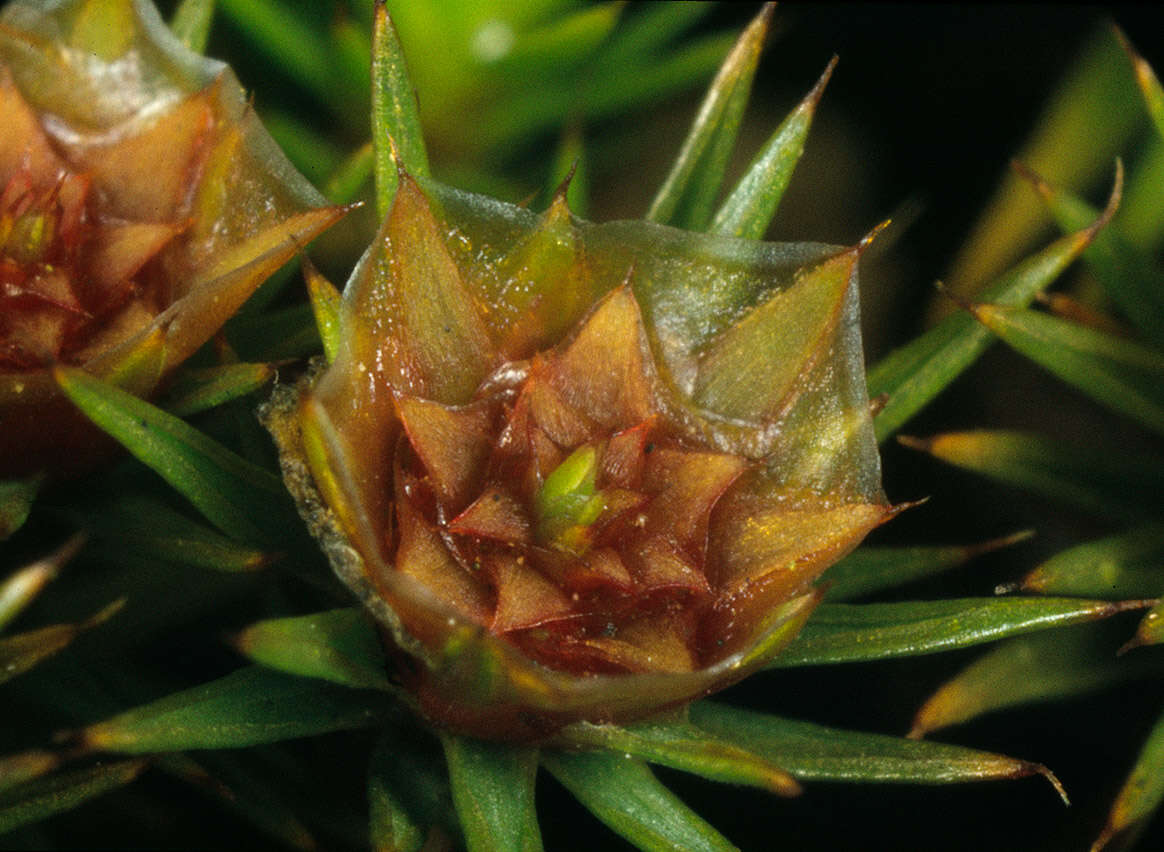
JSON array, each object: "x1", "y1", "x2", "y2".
[{"x1": 10, "y1": 4, "x2": 1164, "y2": 850}]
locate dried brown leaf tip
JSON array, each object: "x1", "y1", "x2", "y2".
[
  {"x1": 0, "y1": 0, "x2": 345, "y2": 476},
  {"x1": 273, "y1": 171, "x2": 891, "y2": 738}
]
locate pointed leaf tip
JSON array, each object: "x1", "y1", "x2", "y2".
[
  {"x1": 859, "y1": 219, "x2": 893, "y2": 254},
  {"x1": 709, "y1": 53, "x2": 836, "y2": 240},
  {"x1": 1113, "y1": 24, "x2": 1164, "y2": 141}
]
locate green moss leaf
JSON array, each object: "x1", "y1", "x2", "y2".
[
  {"x1": 645, "y1": 4, "x2": 772, "y2": 231},
  {"x1": 372, "y1": 1, "x2": 430, "y2": 218},
  {"x1": 900, "y1": 429, "x2": 1164, "y2": 522},
  {"x1": 940, "y1": 26, "x2": 1140, "y2": 314},
  {"x1": 369, "y1": 731, "x2": 460, "y2": 852},
  {"x1": 217, "y1": 0, "x2": 337, "y2": 103},
  {"x1": 710, "y1": 57, "x2": 835, "y2": 240},
  {"x1": 169, "y1": 0, "x2": 215, "y2": 54},
  {"x1": 79, "y1": 666, "x2": 387, "y2": 754},
  {"x1": 1014, "y1": 161, "x2": 1164, "y2": 347},
  {"x1": 228, "y1": 303, "x2": 322, "y2": 362},
  {"x1": 689, "y1": 702, "x2": 1063, "y2": 797},
  {"x1": 0, "y1": 752, "x2": 60, "y2": 795},
  {"x1": 769, "y1": 597, "x2": 1151, "y2": 667},
  {"x1": 542, "y1": 750, "x2": 737, "y2": 852},
  {"x1": 966, "y1": 301, "x2": 1164, "y2": 436},
  {"x1": 163, "y1": 362, "x2": 275, "y2": 418},
  {"x1": 53, "y1": 366, "x2": 288, "y2": 546},
  {"x1": 69, "y1": 495, "x2": 271, "y2": 573},
  {"x1": 821, "y1": 532, "x2": 1033, "y2": 602},
  {"x1": 0, "y1": 599, "x2": 122, "y2": 685},
  {"x1": 324, "y1": 141, "x2": 374, "y2": 205},
  {"x1": 1117, "y1": 26, "x2": 1164, "y2": 146},
  {"x1": 0, "y1": 476, "x2": 41, "y2": 542},
  {"x1": 0, "y1": 759, "x2": 149, "y2": 836},
  {"x1": 441, "y1": 736, "x2": 541, "y2": 852},
  {"x1": 553, "y1": 717, "x2": 799, "y2": 796},
  {"x1": 1129, "y1": 601, "x2": 1164, "y2": 651},
  {"x1": 235, "y1": 608, "x2": 392, "y2": 691},
  {"x1": 1094, "y1": 706, "x2": 1164, "y2": 850},
  {"x1": 303, "y1": 258, "x2": 345, "y2": 365},
  {"x1": 0, "y1": 534, "x2": 77, "y2": 630},
  {"x1": 1022, "y1": 523, "x2": 1164, "y2": 598},
  {"x1": 911, "y1": 625, "x2": 1164, "y2": 738},
  {"x1": 869, "y1": 186, "x2": 1114, "y2": 442}
]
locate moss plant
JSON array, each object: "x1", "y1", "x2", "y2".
[{"x1": 1, "y1": 2, "x2": 1162, "y2": 850}]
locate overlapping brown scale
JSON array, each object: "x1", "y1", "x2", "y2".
[
  {"x1": 640, "y1": 446, "x2": 748, "y2": 559},
  {"x1": 485, "y1": 551, "x2": 576, "y2": 635},
  {"x1": 59, "y1": 85, "x2": 216, "y2": 224},
  {"x1": 391, "y1": 467, "x2": 492, "y2": 630},
  {"x1": 599, "y1": 420, "x2": 654, "y2": 489},
  {"x1": 579, "y1": 611, "x2": 698, "y2": 674},
  {"x1": 0, "y1": 69, "x2": 62, "y2": 178},
  {"x1": 395, "y1": 394, "x2": 499, "y2": 512},
  {"x1": 546, "y1": 286, "x2": 655, "y2": 430},
  {"x1": 447, "y1": 486, "x2": 531, "y2": 545}
]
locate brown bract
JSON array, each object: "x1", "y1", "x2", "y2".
[
  {"x1": 0, "y1": 0, "x2": 346, "y2": 476},
  {"x1": 266, "y1": 171, "x2": 893, "y2": 739}
]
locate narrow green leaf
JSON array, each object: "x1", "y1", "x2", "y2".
[
  {"x1": 217, "y1": 0, "x2": 336, "y2": 102},
  {"x1": 0, "y1": 475, "x2": 41, "y2": 541},
  {"x1": 441, "y1": 736, "x2": 542, "y2": 852},
  {"x1": 169, "y1": 0, "x2": 215, "y2": 54},
  {"x1": 324, "y1": 142, "x2": 374, "y2": 205},
  {"x1": 369, "y1": 731, "x2": 460, "y2": 852},
  {"x1": 554, "y1": 718, "x2": 800, "y2": 796},
  {"x1": 0, "y1": 759, "x2": 148, "y2": 836},
  {"x1": 70, "y1": 495, "x2": 270, "y2": 573},
  {"x1": 596, "y1": 1, "x2": 713, "y2": 72},
  {"x1": 235, "y1": 608, "x2": 391, "y2": 691},
  {"x1": 769, "y1": 597, "x2": 1151, "y2": 667},
  {"x1": 1022, "y1": 523, "x2": 1164, "y2": 598},
  {"x1": 0, "y1": 534, "x2": 79, "y2": 630},
  {"x1": 1119, "y1": 135, "x2": 1164, "y2": 252},
  {"x1": 689, "y1": 702, "x2": 1064, "y2": 797},
  {"x1": 966, "y1": 301, "x2": 1164, "y2": 436},
  {"x1": 229, "y1": 303, "x2": 322, "y2": 362},
  {"x1": 547, "y1": 125, "x2": 589, "y2": 219},
  {"x1": 1116, "y1": 26, "x2": 1164, "y2": 144},
  {"x1": 899, "y1": 430, "x2": 1164, "y2": 522},
  {"x1": 0, "y1": 751, "x2": 60, "y2": 794},
  {"x1": 1094, "y1": 706, "x2": 1164, "y2": 850},
  {"x1": 53, "y1": 366, "x2": 287, "y2": 546},
  {"x1": 330, "y1": 12, "x2": 374, "y2": 102},
  {"x1": 79, "y1": 666, "x2": 387, "y2": 754},
  {"x1": 372, "y1": 1, "x2": 430, "y2": 219},
  {"x1": 911, "y1": 625, "x2": 1164, "y2": 738},
  {"x1": 940, "y1": 26, "x2": 1139, "y2": 317},
  {"x1": 304, "y1": 258, "x2": 344, "y2": 365},
  {"x1": 163, "y1": 362, "x2": 275, "y2": 418},
  {"x1": 1128, "y1": 601, "x2": 1164, "y2": 651},
  {"x1": 870, "y1": 179, "x2": 1116, "y2": 442},
  {"x1": 499, "y1": 4, "x2": 621, "y2": 76},
  {"x1": 710, "y1": 56, "x2": 836, "y2": 239},
  {"x1": 1013, "y1": 160, "x2": 1164, "y2": 346},
  {"x1": 481, "y1": 33, "x2": 735, "y2": 153},
  {"x1": 822, "y1": 531, "x2": 1033, "y2": 602},
  {"x1": 542, "y1": 751, "x2": 738, "y2": 852},
  {"x1": 0, "y1": 599, "x2": 122, "y2": 685},
  {"x1": 645, "y1": 4, "x2": 772, "y2": 231}
]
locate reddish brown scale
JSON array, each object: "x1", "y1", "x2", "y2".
[{"x1": 390, "y1": 336, "x2": 751, "y2": 675}]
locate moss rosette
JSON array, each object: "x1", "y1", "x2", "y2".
[{"x1": 268, "y1": 174, "x2": 891, "y2": 739}]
